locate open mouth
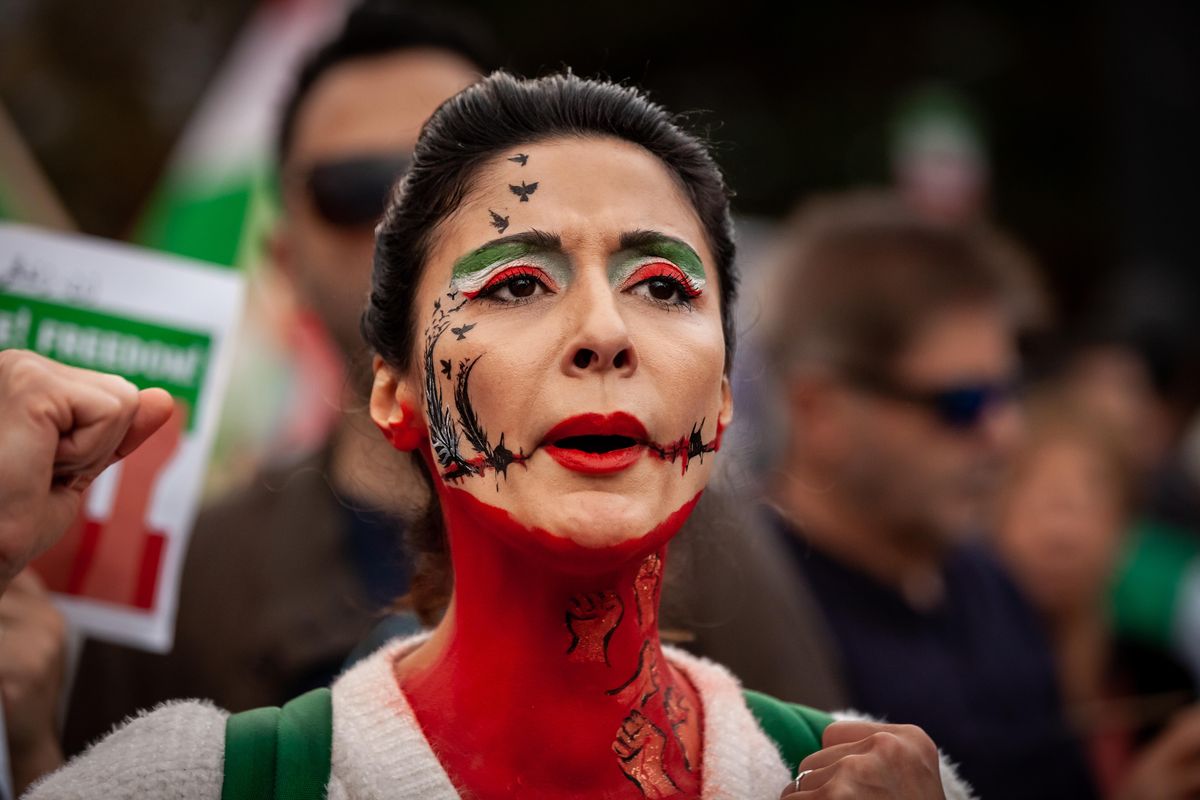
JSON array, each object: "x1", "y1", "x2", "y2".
[
  {"x1": 552, "y1": 434, "x2": 640, "y2": 454},
  {"x1": 541, "y1": 414, "x2": 648, "y2": 474}
]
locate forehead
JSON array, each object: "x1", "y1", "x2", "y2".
[
  {"x1": 434, "y1": 136, "x2": 711, "y2": 263},
  {"x1": 897, "y1": 303, "x2": 1015, "y2": 382},
  {"x1": 289, "y1": 49, "x2": 478, "y2": 165}
]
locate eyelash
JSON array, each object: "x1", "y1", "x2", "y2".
[
  {"x1": 472, "y1": 265, "x2": 557, "y2": 303},
  {"x1": 622, "y1": 262, "x2": 702, "y2": 308},
  {"x1": 467, "y1": 261, "x2": 700, "y2": 309}
]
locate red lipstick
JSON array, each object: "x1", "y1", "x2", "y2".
[{"x1": 541, "y1": 413, "x2": 648, "y2": 474}]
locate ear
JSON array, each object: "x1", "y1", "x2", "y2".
[
  {"x1": 788, "y1": 372, "x2": 851, "y2": 465},
  {"x1": 717, "y1": 373, "x2": 734, "y2": 433},
  {"x1": 369, "y1": 355, "x2": 426, "y2": 451},
  {"x1": 266, "y1": 223, "x2": 296, "y2": 283}
]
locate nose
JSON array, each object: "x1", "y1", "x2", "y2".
[
  {"x1": 562, "y1": 280, "x2": 638, "y2": 377},
  {"x1": 979, "y1": 397, "x2": 1024, "y2": 454}
]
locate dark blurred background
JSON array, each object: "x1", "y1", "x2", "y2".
[{"x1": 1, "y1": 0, "x2": 1197, "y2": 330}]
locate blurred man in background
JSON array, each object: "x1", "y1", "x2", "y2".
[
  {"x1": 732, "y1": 192, "x2": 1095, "y2": 798},
  {"x1": 54, "y1": 1, "x2": 493, "y2": 757}
]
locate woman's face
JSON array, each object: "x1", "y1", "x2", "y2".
[
  {"x1": 996, "y1": 437, "x2": 1124, "y2": 618},
  {"x1": 374, "y1": 136, "x2": 732, "y2": 551}
]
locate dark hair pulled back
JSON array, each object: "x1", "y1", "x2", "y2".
[{"x1": 361, "y1": 70, "x2": 737, "y2": 623}]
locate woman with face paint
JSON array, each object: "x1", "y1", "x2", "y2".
[
  {"x1": 363, "y1": 70, "x2": 963, "y2": 800},
  {"x1": 13, "y1": 73, "x2": 971, "y2": 799}
]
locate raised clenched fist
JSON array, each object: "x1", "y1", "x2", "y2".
[
  {"x1": 633, "y1": 553, "x2": 662, "y2": 628},
  {"x1": 565, "y1": 590, "x2": 623, "y2": 664},
  {"x1": 613, "y1": 709, "x2": 679, "y2": 799},
  {"x1": 0, "y1": 350, "x2": 172, "y2": 594},
  {"x1": 780, "y1": 719, "x2": 944, "y2": 799}
]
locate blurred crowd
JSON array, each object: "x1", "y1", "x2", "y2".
[{"x1": 2, "y1": 2, "x2": 1199, "y2": 798}]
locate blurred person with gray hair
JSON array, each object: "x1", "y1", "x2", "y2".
[{"x1": 683, "y1": 191, "x2": 1096, "y2": 799}]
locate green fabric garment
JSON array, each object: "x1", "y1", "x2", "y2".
[
  {"x1": 741, "y1": 689, "x2": 834, "y2": 775},
  {"x1": 222, "y1": 687, "x2": 332, "y2": 800},
  {"x1": 221, "y1": 686, "x2": 832, "y2": 798},
  {"x1": 1111, "y1": 519, "x2": 1200, "y2": 648}
]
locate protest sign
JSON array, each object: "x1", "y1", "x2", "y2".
[{"x1": 0, "y1": 222, "x2": 243, "y2": 652}]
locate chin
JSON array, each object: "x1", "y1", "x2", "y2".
[
  {"x1": 443, "y1": 460, "x2": 704, "y2": 570},
  {"x1": 933, "y1": 491, "x2": 990, "y2": 537},
  {"x1": 547, "y1": 490, "x2": 656, "y2": 549}
]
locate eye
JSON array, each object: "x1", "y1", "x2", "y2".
[
  {"x1": 623, "y1": 261, "x2": 702, "y2": 307},
  {"x1": 632, "y1": 276, "x2": 689, "y2": 304},
  {"x1": 475, "y1": 266, "x2": 556, "y2": 303}
]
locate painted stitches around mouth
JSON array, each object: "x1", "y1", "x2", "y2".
[
  {"x1": 646, "y1": 419, "x2": 723, "y2": 476},
  {"x1": 538, "y1": 414, "x2": 724, "y2": 477}
]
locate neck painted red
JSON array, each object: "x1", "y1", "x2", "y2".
[{"x1": 395, "y1": 481, "x2": 704, "y2": 799}]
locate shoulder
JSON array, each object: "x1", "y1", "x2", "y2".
[
  {"x1": 948, "y1": 541, "x2": 1010, "y2": 583},
  {"x1": 26, "y1": 700, "x2": 226, "y2": 800},
  {"x1": 661, "y1": 645, "x2": 794, "y2": 795},
  {"x1": 742, "y1": 688, "x2": 832, "y2": 765},
  {"x1": 327, "y1": 633, "x2": 462, "y2": 800},
  {"x1": 668, "y1": 647, "x2": 978, "y2": 800},
  {"x1": 948, "y1": 542, "x2": 1035, "y2": 613}
]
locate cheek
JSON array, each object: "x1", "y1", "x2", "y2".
[
  {"x1": 1006, "y1": 515, "x2": 1050, "y2": 566},
  {"x1": 636, "y1": 316, "x2": 726, "y2": 402},
  {"x1": 852, "y1": 410, "x2": 920, "y2": 470},
  {"x1": 458, "y1": 347, "x2": 543, "y2": 420},
  {"x1": 429, "y1": 314, "x2": 558, "y2": 424}
]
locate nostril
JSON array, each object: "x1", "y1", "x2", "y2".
[
  {"x1": 573, "y1": 349, "x2": 596, "y2": 369},
  {"x1": 613, "y1": 350, "x2": 628, "y2": 369}
]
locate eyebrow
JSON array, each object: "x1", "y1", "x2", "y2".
[
  {"x1": 451, "y1": 230, "x2": 563, "y2": 279},
  {"x1": 617, "y1": 230, "x2": 706, "y2": 282}
]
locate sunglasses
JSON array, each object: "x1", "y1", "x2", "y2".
[
  {"x1": 847, "y1": 370, "x2": 1019, "y2": 430},
  {"x1": 295, "y1": 154, "x2": 412, "y2": 228}
]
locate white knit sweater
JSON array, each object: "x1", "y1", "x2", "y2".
[{"x1": 27, "y1": 635, "x2": 974, "y2": 799}]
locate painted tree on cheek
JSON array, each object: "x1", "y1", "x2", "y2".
[
  {"x1": 422, "y1": 293, "x2": 475, "y2": 480},
  {"x1": 453, "y1": 354, "x2": 525, "y2": 484},
  {"x1": 423, "y1": 292, "x2": 527, "y2": 485}
]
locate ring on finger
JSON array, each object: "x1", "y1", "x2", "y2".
[{"x1": 791, "y1": 769, "x2": 814, "y2": 793}]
